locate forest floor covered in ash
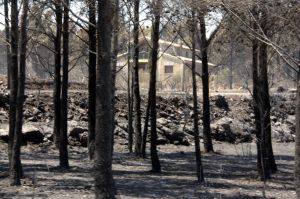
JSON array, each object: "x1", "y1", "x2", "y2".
[
  {"x1": 0, "y1": 141, "x2": 296, "y2": 199},
  {"x1": 0, "y1": 86, "x2": 297, "y2": 198}
]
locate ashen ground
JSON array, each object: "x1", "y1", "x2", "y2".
[{"x1": 0, "y1": 141, "x2": 296, "y2": 199}]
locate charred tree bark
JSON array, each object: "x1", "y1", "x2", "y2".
[
  {"x1": 133, "y1": 0, "x2": 143, "y2": 157},
  {"x1": 295, "y1": 69, "x2": 300, "y2": 197},
  {"x1": 148, "y1": 0, "x2": 161, "y2": 173},
  {"x1": 4, "y1": 0, "x2": 10, "y2": 89},
  {"x1": 127, "y1": 53, "x2": 133, "y2": 153},
  {"x1": 10, "y1": 0, "x2": 28, "y2": 186},
  {"x1": 94, "y1": 0, "x2": 116, "y2": 198},
  {"x1": 199, "y1": 12, "x2": 213, "y2": 153},
  {"x1": 53, "y1": 0, "x2": 62, "y2": 148},
  {"x1": 191, "y1": 12, "x2": 204, "y2": 183},
  {"x1": 111, "y1": 0, "x2": 120, "y2": 155},
  {"x1": 8, "y1": 0, "x2": 18, "y2": 169},
  {"x1": 257, "y1": 38, "x2": 272, "y2": 179},
  {"x1": 142, "y1": 101, "x2": 150, "y2": 158},
  {"x1": 258, "y1": 12, "x2": 277, "y2": 173},
  {"x1": 252, "y1": 7, "x2": 276, "y2": 180},
  {"x1": 251, "y1": 29, "x2": 263, "y2": 177},
  {"x1": 88, "y1": 0, "x2": 97, "y2": 160},
  {"x1": 59, "y1": 0, "x2": 70, "y2": 169}
]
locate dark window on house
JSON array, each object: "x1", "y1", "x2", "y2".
[{"x1": 164, "y1": 65, "x2": 173, "y2": 74}]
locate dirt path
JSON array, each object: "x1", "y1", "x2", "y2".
[{"x1": 0, "y1": 142, "x2": 296, "y2": 199}]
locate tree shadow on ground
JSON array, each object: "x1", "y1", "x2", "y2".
[
  {"x1": 113, "y1": 149, "x2": 295, "y2": 198},
  {"x1": 0, "y1": 144, "x2": 295, "y2": 199}
]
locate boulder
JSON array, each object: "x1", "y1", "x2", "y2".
[
  {"x1": 211, "y1": 117, "x2": 252, "y2": 143},
  {"x1": 79, "y1": 132, "x2": 88, "y2": 147},
  {"x1": 0, "y1": 92, "x2": 8, "y2": 107},
  {"x1": 22, "y1": 124, "x2": 44, "y2": 144},
  {"x1": 69, "y1": 127, "x2": 87, "y2": 138},
  {"x1": 272, "y1": 123, "x2": 294, "y2": 142},
  {"x1": 157, "y1": 118, "x2": 168, "y2": 125},
  {"x1": 159, "y1": 126, "x2": 190, "y2": 146},
  {"x1": 0, "y1": 123, "x2": 45, "y2": 144},
  {"x1": 286, "y1": 115, "x2": 295, "y2": 125},
  {"x1": 215, "y1": 95, "x2": 229, "y2": 110},
  {"x1": 0, "y1": 128, "x2": 8, "y2": 142}
]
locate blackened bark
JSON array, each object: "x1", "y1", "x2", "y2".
[
  {"x1": 88, "y1": 0, "x2": 97, "y2": 160},
  {"x1": 111, "y1": 0, "x2": 120, "y2": 156},
  {"x1": 191, "y1": 13, "x2": 204, "y2": 183},
  {"x1": 59, "y1": 0, "x2": 70, "y2": 169},
  {"x1": 94, "y1": 0, "x2": 116, "y2": 198},
  {"x1": 4, "y1": 0, "x2": 10, "y2": 89},
  {"x1": 252, "y1": 7, "x2": 276, "y2": 180},
  {"x1": 258, "y1": 13, "x2": 277, "y2": 173},
  {"x1": 295, "y1": 70, "x2": 300, "y2": 197},
  {"x1": 133, "y1": 0, "x2": 142, "y2": 157},
  {"x1": 8, "y1": 0, "x2": 18, "y2": 168},
  {"x1": 53, "y1": 1, "x2": 62, "y2": 148},
  {"x1": 199, "y1": 13, "x2": 213, "y2": 153},
  {"x1": 142, "y1": 101, "x2": 150, "y2": 158},
  {"x1": 251, "y1": 30, "x2": 263, "y2": 176},
  {"x1": 258, "y1": 40, "x2": 277, "y2": 177},
  {"x1": 127, "y1": 53, "x2": 133, "y2": 153},
  {"x1": 148, "y1": 0, "x2": 161, "y2": 173},
  {"x1": 10, "y1": 0, "x2": 28, "y2": 185}
]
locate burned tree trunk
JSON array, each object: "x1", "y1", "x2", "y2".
[
  {"x1": 191, "y1": 12, "x2": 204, "y2": 183},
  {"x1": 59, "y1": 0, "x2": 70, "y2": 169},
  {"x1": 10, "y1": 0, "x2": 28, "y2": 185},
  {"x1": 94, "y1": 0, "x2": 116, "y2": 197},
  {"x1": 295, "y1": 69, "x2": 300, "y2": 197},
  {"x1": 148, "y1": 0, "x2": 162, "y2": 173},
  {"x1": 258, "y1": 13, "x2": 277, "y2": 173},
  {"x1": 132, "y1": 0, "x2": 143, "y2": 157},
  {"x1": 252, "y1": 7, "x2": 276, "y2": 180},
  {"x1": 4, "y1": 0, "x2": 10, "y2": 89},
  {"x1": 251, "y1": 28, "x2": 263, "y2": 177},
  {"x1": 142, "y1": 101, "x2": 150, "y2": 158},
  {"x1": 199, "y1": 12, "x2": 213, "y2": 153},
  {"x1": 111, "y1": 0, "x2": 120, "y2": 155},
  {"x1": 88, "y1": 0, "x2": 97, "y2": 160},
  {"x1": 8, "y1": 0, "x2": 18, "y2": 170},
  {"x1": 53, "y1": 0, "x2": 62, "y2": 148},
  {"x1": 127, "y1": 54, "x2": 133, "y2": 153}
]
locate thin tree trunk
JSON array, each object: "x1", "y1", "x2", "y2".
[
  {"x1": 88, "y1": 0, "x2": 97, "y2": 160},
  {"x1": 10, "y1": 0, "x2": 28, "y2": 185},
  {"x1": 148, "y1": 0, "x2": 161, "y2": 173},
  {"x1": 191, "y1": 11, "x2": 204, "y2": 183},
  {"x1": 95, "y1": 0, "x2": 116, "y2": 198},
  {"x1": 199, "y1": 12, "x2": 213, "y2": 153},
  {"x1": 229, "y1": 40, "x2": 234, "y2": 89},
  {"x1": 127, "y1": 48, "x2": 133, "y2": 153},
  {"x1": 251, "y1": 28, "x2": 263, "y2": 176},
  {"x1": 53, "y1": 0, "x2": 62, "y2": 148},
  {"x1": 4, "y1": 0, "x2": 10, "y2": 90},
  {"x1": 259, "y1": 8, "x2": 276, "y2": 176},
  {"x1": 8, "y1": 0, "x2": 18, "y2": 168},
  {"x1": 133, "y1": 0, "x2": 142, "y2": 157},
  {"x1": 295, "y1": 70, "x2": 300, "y2": 197},
  {"x1": 111, "y1": 0, "x2": 120, "y2": 156},
  {"x1": 59, "y1": 0, "x2": 70, "y2": 169},
  {"x1": 142, "y1": 101, "x2": 150, "y2": 158}
]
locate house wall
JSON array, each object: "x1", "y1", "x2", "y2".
[{"x1": 156, "y1": 53, "x2": 184, "y2": 90}]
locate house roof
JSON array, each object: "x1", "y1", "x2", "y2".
[
  {"x1": 162, "y1": 53, "x2": 215, "y2": 67},
  {"x1": 117, "y1": 52, "x2": 216, "y2": 67},
  {"x1": 141, "y1": 36, "x2": 201, "y2": 52}
]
